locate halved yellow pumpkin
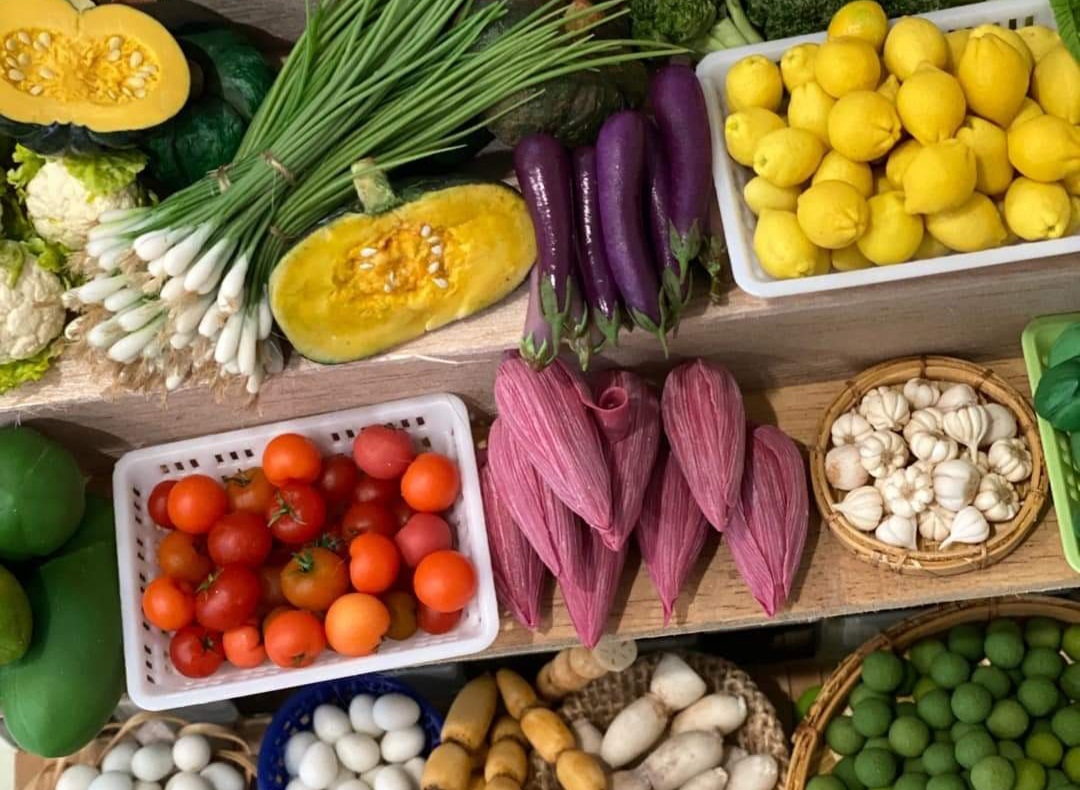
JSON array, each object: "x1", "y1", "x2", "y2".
[{"x1": 270, "y1": 180, "x2": 538, "y2": 364}]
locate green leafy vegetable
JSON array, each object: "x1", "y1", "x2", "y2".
[
  {"x1": 0, "y1": 341, "x2": 62, "y2": 395},
  {"x1": 629, "y1": 0, "x2": 717, "y2": 45},
  {"x1": 1051, "y1": 0, "x2": 1080, "y2": 62},
  {"x1": 8, "y1": 145, "x2": 43, "y2": 198},
  {"x1": 0, "y1": 240, "x2": 23, "y2": 288},
  {"x1": 61, "y1": 150, "x2": 148, "y2": 200}
]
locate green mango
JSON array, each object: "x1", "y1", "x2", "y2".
[
  {"x1": 1035, "y1": 358, "x2": 1080, "y2": 433},
  {"x1": 1050, "y1": 323, "x2": 1080, "y2": 368},
  {"x1": 0, "y1": 564, "x2": 30, "y2": 666}
]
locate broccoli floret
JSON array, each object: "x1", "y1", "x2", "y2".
[{"x1": 629, "y1": 0, "x2": 718, "y2": 45}]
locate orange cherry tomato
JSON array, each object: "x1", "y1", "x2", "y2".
[
  {"x1": 264, "y1": 609, "x2": 326, "y2": 668},
  {"x1": 224, "y1": 467, "x2": 276, "y2": 515},
  {"x1": 325, "y1": 593, "x2": 390, "y2": 656},
  {"x1": 167, "y1": 475, "x2": 229, "y2": 534},
  {"x1": 413, "y1": 550, "x2": 477, "y2": 613},
  {"x1": 263, "y1": 433, "x2": 323, "y2": 487},
  {"x1": 348, "y1": 533, "x2": 401, "y2": 594},
  {"x1": 400, "y1": 453, "x2": 460, "y2": 513},
  {"x1": 281, "y1": 548, "x2": 350, "y2": 612},
  {"x1": 142, "y1": 576, "x2": 196, "y2": 631},
  {"x1": 223, "y1": 623, "x2": 267, "y2": 668},
  {"x1": 157, "y1": 531, "x2": 213, "y2": 585},
  {"x1": 384, "y1": 591, "x2": 419, "y2": 641},
  {"x1": 417, "y1": 603, "x2": 462, "y2": 635}
]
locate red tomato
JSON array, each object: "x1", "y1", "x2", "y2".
[
  {"x1": 223, "y1": 624, "x2": 267, "y2": 669},
  {"x1": 258, "y1": 564, "x2": 287, "y2": 610},
  {"x1": 170, "y1": 625, "x2": 225, "y2": 678},
  {"x1": 263, "y1": 433, "x2": 322, "y2": 487},
  {"x1": 354, "y1": 474, "x2": 400, "y2": 506},
  {"x1": 267, "y1": 484, "x2": 327, "y2": 544},
  {"x1": 148, "y1": 480, "x2": 177, "y2": 529},
  {"x1": 395, "y1": 513, "x2": 453, "y2": 568},
  {"x1": 207, "y1": 511, "x2": 272, "y2": 568},
  {"x1": 401, "y1": 453, "x2": 460, "y2": 513},
  {"x1": 390, "y1": 499, "x2": 415, "y2": 529},
  {"x1": 224, "y1": 468, "x2": 276, "y2": 515},
  {"x1": 318, "y1": 454, "x2": 359, "y2": 505},
  {"x1": 353, "y1": 426, "x2": 415, "y2": 480},
  {"x1": 413, "y1": 550, "x2": 477, "y2": 613},
  {"x1": 264, "y1": 609, "x2": 326, "y2": 669},
  {"x1": 348, "y1": 533, "x2": 401, "y2": 594},
  {"x1": 167, "y1": 475, "x2": 229, "y2": 534},
  {"x1": 157, "y1": 531, "x2": 213, "y2": 585},
  {"x1": 195, "y1": 565, "x2": 262, "y2": 631},
  {"x1": 281, "y1": 548, "x2": 350, "y2": 612},
  {"x1": 417, "y1": 604, "x2": 462, "y2": 635},
  {"x1": 142, "y1": 576, "x2": 195, "y2": 631},
  {"x1": 341, "y1": 501, "x2": 397, "y2": 541}
]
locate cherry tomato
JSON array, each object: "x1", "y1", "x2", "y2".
[
  {"x1": 224, "y1": 468, "x2": 276, "y2": 515},
  {"x1": 417, "y1": 603, "x2": 462, "y2": 635},
  {"x1": 342, "y1": 501, "x2": 397, "y2": 542},
  {"x1": 258, "y1": 564, "x2": 287, "y2": 610},
  {"x1": 195, "y1": 565, "x2": 262, "y2": 632},
  {"x1": 167, "y1": 475, "x2": 229, "y2": 534},
  {"x1": 353, "y1": 426, "x2": 415, "y2": 480},
  {"x1": 318, "y1": 454, "x2": 359, "y2": 506},
  {"x1": 384, "y1": 591, "x2": 419, "y2": 641},
  {"x1": 395, "y1": 513, "x2": 453, "y2": 568},
  {"x1": 401, "y1": 453, "x2": 460, "y2": 513},
  {"x1": 170, "y1": 625, "x2": 225, "y2": 678},
  {"x1": 267, "y1": 484, "x2": 327, "y2": 545},
  {"x1": 207, "y1": 511, "x2": 272, "y2": 568},
  {"x1": 223, "y1": 623, "x2": 267, "y2": 668},
  {"x1": 354, "y1": 474, "x2": 400, "y2": 506},
  {"x1": 390, "y1": 499, "x2": 415, "y2": 529},
  {"x1": 325, "y1": 593, "x2": 390, "y2": 657},
  {"x1": 281, "y1": 548, "x2": 350, "y2": 612},
  {"x1": 148, "y1": 480, "x2": 177, "y2": 529},
  {"x1": 348, "y1": 533, "x2": 401, "y2": 594},
  {"x1": 142, "y1": 576, "x2": 195, "y2": 631},
  {"x1": 413, "y1": 550, "x2": 477, "y2": 613},
  {"x1": 157, "y1": 531, "x2": 213, "y2": 585},
  {"x1": 264, "y1": 609, "x2": 326, "y2": 668},
  {"x1": 263, "y1": 433, "x2": 322, "y2": 487}
]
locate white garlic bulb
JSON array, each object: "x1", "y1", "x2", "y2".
[
  {"x1": 831, "y1": 412, "x2": 874, "y2": 447},
  {"x1": 859, "y1": 386, "x2": 911, "y2": 431},
  {"x1": 834, "y1": 486, "x2": 884, "y2": 532},
  {"x1": 911, "y1": 459, "x2": 937, "y2": 477},
  {"x1": 974, "y1": 473, "x2": 1020, "y2": 522},
  {"x1": 988, "y1": 438, "x2": 1033, "y2": 483},
  {"x1": 909, "y1": 431, "x2": 960, "y2": 465},
  {"x1": 881, "y1": 466, "x2": 935, "y2": 519},
  {"x1": 939, "y1": 506, "x2": 990, "y2": 549},
  {"x1": 933, "y1": 458, "x2": 981, "y2": 512},
  {"x1": 918, "y1": 506, "x2": 954, "y2": 542},
  {"x1": 859, "y1": 431, "x2": 909, "y2": 479},
  {"x1": 904, "y1": 407, "x2": 945, "y2": 444},
  {"x1": 826, "y1": 445, "x2": 870, "y2": 491},
  {"x1": 903, "y1": 378, "x2": 941, "y2": 410},
  {"x1": 943, "y1": 405, "x2": 989, "y2": 459},
  {"x1": 875, "y1": 514, "x2": 918, "y2": 550},
  {"x1": 974, "y1": 450, "x2": 991, "y2": 476},
  {"x1": 937, "y1": 383, "x2": 979, "y2": 411},
  {"x1": 981, "y1": 403, "x2": 1018, "y2": 447}
]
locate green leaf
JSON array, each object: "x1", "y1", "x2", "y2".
[
  {"x1": 0, "y1": 340, "x2": 61, "y2": 395},
  {"x1": 0, "y1": 240, "x2": 23, "y2": 289},
  {"x1": 1051, "y1": 0, "x2": 1080, "y2": 62},
  {"x1": 7, "y1": 145, "x2": 44, "y2": 199},
  {"x1": 61, "y1": 149, "x2": 147, "y2": 200}
]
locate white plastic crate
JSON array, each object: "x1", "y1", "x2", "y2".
[
  {"x1": 112, "y1": 393, "x2": 499, "y2": 711},
  {"x1": 696, "y1": 0, "x2": 1074, "y2": 299}
]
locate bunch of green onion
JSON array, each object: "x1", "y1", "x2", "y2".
[{"x1": 65, "y1": 0, "x2": 676, "y2": 395}]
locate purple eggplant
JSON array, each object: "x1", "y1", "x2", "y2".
[
  {"x1": 572, "y1": 146, "x2": 621, "y2": 349},
  {"x1": 514, "y1": 134, "x2": 575, "y2": 358},
  {"x1": 651, "y1": 65, "x2": 713, "y2": 288},
  {"x1": 595, "y1": 111, "x2": 666, "y2": 341},
  {"x1": 520, "y1": 265, "x2": 555, "y2": 369},
  {"x1": 644, "y1": 121, "x2": 691, "y2": 324}
]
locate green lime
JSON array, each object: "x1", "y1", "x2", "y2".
[
  {"x1": 921, "y1": 689, "x2": 959, "y2": 730},
  {"x1": 852, "y1": 683, "x2": 890, "y2": 708},
  {"x1": 954, "y1": 683, "x2": 995, "y2": 724},
  {"x1": 828, "y1": 715, "x2": 868, "y2": 756},
  {"x1": 916, "y1": 678, "x2": 943, "y2": 702},
  {"x1": 953, "y1": 722, "x2": 982, "y2": 742},
  {"x1": 1053, "y1": 706, "x2": 1080, "y2": 747},
  {"x1": 1049, "y1": 770, "x2": 1071, "y2": 790},
  {"x1": 867, "y1": 737, "x2": 893, "y2": 751},
  {"x1": 952, "y1": 624, "x2": 988, "y2": 662},
  {"x1": 900, "y1": 661, "x2": 921, "y2": 696},
  {"x1": 1060, "y1": 664, "x2": 1080, "y2": 702},
  {"x1": 892, "y1": 717, "x2": 933, "y2": 758},
  {"x1": 1027, "y1": 619, "x2": 1064, "y2": 651},
  {"x1": 1015, "y1": 759, "x2": 1048, "y2": 790},
  {"x1": 1064, "y1": 747, "x2": 1080, "y2": 783},
  {"x1": 907, "y1": 758, "x2": 928, "y2": 775},
  {"x1": 898, "y1": 702, "x2": 920, "y2": 719},
  {"x1": 991, "y1": 620, "x2": 1025, "y2": 637},
  {"x1": 971, "y1": 755, "x2": 1017, "y2": 790},
  {"x1": 856, "y1": 748, "x2": 899, "y2": 788},
  {"x1": 896, "y1": 774, "x2": 930, "y2": 790},
  {"x1": 925, "y1": 742, "x2": 961, "y2": 775},
  {"x1": 987, "y1": 632, "x2": 1027, "y2": 670},
  {"x1": 856, "y1": 699, "x2": 896, "y2": 738},
  {"x1": 1020, "y1": 678, "x2": 1063, "y2": 717},
  {"x1": 989, "y1": 700, "x2": 1031, "y2": 740},
  {"x1": 799, "y1": 685, "x2": 823, "y2": 721},
  {"x1": 834, "y1": 756, "x2": 867, "y2": 790},
  {"x1": 957, "y1": 730, "x2": 999, "y2": 769},
  {"x1": 1002, "y1": 742, "x2": 1027, "y2": 761},
  {"x1": 913, "y1": 640, "x2": 950, "y2": 675},
  {"x1": 865, "y1": 650, "x2": 907, "y2": 693},
  {"x1": 1063, "y1": 626, "x2": 1080, "y2": 662},
  {"x1": 1026, "y1": 649, "x2": 1067, "y2": 681},
  {"x1": 933, "y1": 653, "x2": 973, "y2": 689},
  {"x1": 975, "y1": 666, "x2": 1015, "y2": 701},
  {"x1": 809, "y1": 776, "x2": 849, "y2": 790},
  {"x1": 928, "y1": 774, "x2": 967, "y2": 790},
  {"x1": 0, "y1": 564, "x2": 31, "y2": 666},
  {"x1": 1027, "y1": 732, "x2": 1066, "y2": 767}
]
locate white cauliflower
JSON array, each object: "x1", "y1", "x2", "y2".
[
  {"x1": 25, "y1": 160, "x2": 142, "y2": 251},
  {"x1": 0, "y1": 249, "x2": 65, "y2": 365}
]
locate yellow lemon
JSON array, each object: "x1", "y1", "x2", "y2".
[
  {"x1": 896, "y1": 64, "x2": 967, "y2": 144},
  {"x1": 957, "y1": 33, "x2": 1030, "y2": 126},
  {"x1": 1068, "y1": 195, "x2": 1080, "y2": 234},
  {"x1": 1065, "y1": 170, "x2": 1080, "y2": 196},
  {"x1": 996, "y1": 198, "x2": 1019, "y2": 243},
  {"x1": 886, "y1": 139, "x2": 923, "y2": 186},
  {"x1": 884, "y1": 17, "x2": 948, "y2": 80},
  {"x1": 878, "y1": 74, "x2": 901, "y2": 103},
  {"x1": 969, "y1": 24, "x2": 1035, "y2": 73},
  {"x1": 1018, "y1": 25, "x2": 1062, "y2": 63},
  {"x1": 754, "y1": 210, "x2": 831, "y2": 278},
  {"x1": 857, "y1": 191, "x2": 925, "y2": 264},
  {"x1": 781, "y1": 44, "x2": 820, "y2": 91},
  {"x1": 875, "y1": 169, "x2": 896, "y2": 194},
  {"x1": 832, "y1": 243, "x2": 874, "y2": 270},
  {"x1": 1004, "y1": 177, "x2": 1072, "y2": 239},
  {"x1": 743, "y1": 176, "x2": 801, "y2": 215},
  {"x1": 828, "y1": 90, "x2": 902, "y2": 162},
  {"x1": 725, "y1": 107, "x2": 786, "y2": 166},
  {"x1": 913, "y1": 233, "x2": 952, "y2": 259},
  {"x1": 1033, "y1": 45, "x2": 1080, "y2": 124},
  {"x1": 726, "y1": 55, "x2": 784, "y2": 112},
  {"x1": 1010, "y1": 98, "x2": 1045, "y2": 130},
  {"x1": 945, "y1": 28, "x2": 971, "y2": 74},
  {"x1": 925, "y1": 192, "x2": 1008, "y2": 251},
  {"x1": 828, "y1": 0, "x2": 889, "y2": 50},
  {"x1": 753, "y1": 127, "x2": 826, "y2": 187},
  {"x1": 1008, "y1": 114, "x2": 1080, "y2": 182},
  {"x1": 796, "y1": 180, "x2": 871, "y2": 248},
  {"x1": 814, "y1": 151, "x2": 875, "y2": 197},
  {"x1": 903, "y1": 139, "x2": 977, "y2": 213},
  {"x1": 788, "y1": 81, "x2": 836, "y2": 143},
  {"x1": 955, "y1": 116, "x2": 1014, "y2": 195},
  {"x1": 815, "y1": 37, "x2": 882, "y2": 98}
]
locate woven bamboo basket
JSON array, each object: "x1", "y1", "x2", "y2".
[
  {"x1": 526, "y1": 652, "x2": 791, "y2": 790},
  {"x1": 787, "y1": 595, "x2": 1080, "y2": 790},
  {"x1": 25, "y1": 711, "x2": 260, "y2": 790},
  {"x1": 810, "y1": 355, "x2": 1048, "y2": 575}
]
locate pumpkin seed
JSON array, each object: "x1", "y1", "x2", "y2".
[
  {"x1": 427, "y1": 261, "x2": 440, "y2": 273},
  {"x1": 432, "y1": 278, "x2": 449, "y2": 289},
  {"x1": 7, "y1": 69, "x2": 24, "y2": 82},
  {"x1": 130, "y1": 52, "x2": 143, "y2": 68},
  {"x1": 3, "y1": 57, "x2": 14, "y2": 68},
  {"x1": 134, "y1": 89, "x2": 146, "y2": 99},
  {"x1": 427, "y1": 235, "x2": 442, "y2": 245},
  {"x1": 38, "y1": 67, "x2": 54, "y2": 80},
  {"x1": 360, "y1": 247, "x2": 377, "y2": 257},
  {"x1": 420, "y1": 225, "x2": 432, "y2": 238},
  {"x1": 28, "y1": 84, "x2": 42, "y2": 96},
  {"x1": 125, "y1": 76, "x2": 145, "y2": 89},
  {"x1": 121, "y1": 86, "x2": 133, "y2": 97},
  {"x1": 37, "y1": 32, "x2": 51, "y2": 48},
  {"x1": 16, "y1": 53, "x2": 29, "y2": 68},
  {"x1": 16, "y1": 32, "x2": 30, "y2": 46},
  {"x1": 141, "y1": 64, "x2": 157, "y2": 75},
  {"x1": 383, "y1": 283, "x2": 394, "y2": 293},
  {"x1": 358, "y1": 262, "x2": 374, "y2": 270},
  {"x1": 4, "y1": 40, "x2": 15, "y2": 52},
  {"x1": 108, "y1": 36, "x2": 122, "y2": 50},
  {"x1": 107, "y1": 50, "x2": 121, "y2": 62},
  {"x1": 430, "y1": 245, "x2": 443, "y2": 256}
]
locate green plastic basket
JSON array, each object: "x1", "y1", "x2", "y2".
[{"x1": 1022, "y1": 313, "x2": 1080, "y2": 573}]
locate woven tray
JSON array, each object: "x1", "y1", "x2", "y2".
[
  {"x1": 526, "y1": 652, "x2": 790, "y2": 790},
  {"x1": 810, "y1": 355, "x2": 1048, "y2": 575}
]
